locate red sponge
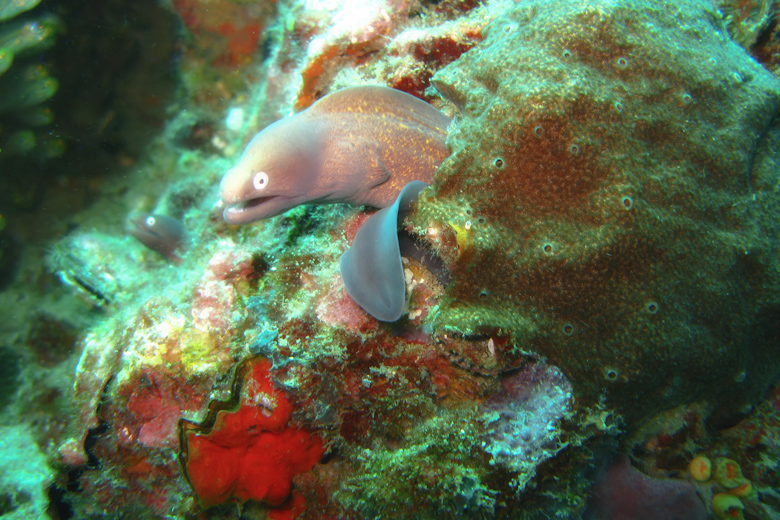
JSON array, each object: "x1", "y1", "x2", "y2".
[{"x1": 183, "y1": 359, "x2": 323, "y2": 510}]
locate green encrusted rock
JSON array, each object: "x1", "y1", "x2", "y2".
[{"x1": 413, "y1": 0, "x2": 780, "y2": 427}]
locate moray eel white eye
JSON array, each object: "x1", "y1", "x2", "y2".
[
  {"x1": 253, "y1": 171, "x2": 269, "y2": 191},
  {"x1": 145, "y1": 216, "x2": 156, "y2": 227}
]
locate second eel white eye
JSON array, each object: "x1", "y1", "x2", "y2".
[{"x1": 253, "y1": 171, "x2": 269, "y2": 191}]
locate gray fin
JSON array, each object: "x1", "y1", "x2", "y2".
[{"x1": 339, "y1": 181, "x2": 428, "y2": 322}]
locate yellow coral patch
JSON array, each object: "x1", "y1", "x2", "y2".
[
  {"x1": 447, "y1": 220, "x2": 471, "y2": 252},
  {"x1": 688, "y1": 455, "x2": 711, "y2": 481}
]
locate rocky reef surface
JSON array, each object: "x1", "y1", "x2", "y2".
[{"x1": 1, "y1": 0, "x2": 780, "y2": 519}]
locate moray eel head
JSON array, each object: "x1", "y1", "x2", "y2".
[
  {"x1": 127, "y1": 212, "x2": 185, "y2": 262},
  {"x1": 220, "y1": 117, "x2": 323, "y2": 224}
]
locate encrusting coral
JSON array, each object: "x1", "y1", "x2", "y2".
[{"x1": 41, "y1": 0, "x2": 780, "y2": 518}]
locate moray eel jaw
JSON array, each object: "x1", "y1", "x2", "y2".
[{"x1": 222, "y1": 193, "x2": 302, "y2": 224}]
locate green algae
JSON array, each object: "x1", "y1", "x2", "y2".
[{"x1": 336, "y1": 409, "x2": 498, "y2": 519}]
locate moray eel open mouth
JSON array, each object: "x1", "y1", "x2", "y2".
[
  {"x1": 239, "y1": 196, "x2": 275, "y2": 209},
  {"x1": 222, "y1": 195, "x2": 294, "y2": 224}
]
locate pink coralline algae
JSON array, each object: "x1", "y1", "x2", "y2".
[
  {"x1": 126, "y1": 370, "x2": 188, "y2": 448},
  {"x1": 191, "y1": 244, "x2": 254, "y2": 334}
]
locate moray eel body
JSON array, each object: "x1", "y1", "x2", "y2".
[
  {"x1": 220, "y1": 86, "x2": 451, "y2": 224},
  {"x1": 340, "y1": 181, "x2": 428, "y2": 322}
]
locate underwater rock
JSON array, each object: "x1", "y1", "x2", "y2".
[
  {"x1": 0, "y1": 425, "x2": 53, "y2": 519},
  {"x1": 46, "y1": 232, "x2": 150, "y2": 307},
  {"x1": 481, "y1": 362, "x2": 573, "y2": 480},
  {"x1": 413, "y1": 0, "x2": 780, "y2": 427},
  {"x1": 0, "y1": 345, "x2": 21, "y2": 411},
  {"x1": 170, "y1": 0, "x2": 274, "y2": 69}
]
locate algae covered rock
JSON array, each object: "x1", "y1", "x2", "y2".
[{"x1": 414, "y1": 0, "x2": 780, "y2": 426}]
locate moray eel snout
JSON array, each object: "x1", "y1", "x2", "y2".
[{"x1": 220, "y1": 168, "x2": 295, "y2": 224}]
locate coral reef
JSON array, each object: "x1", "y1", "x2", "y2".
[
  {"x1": 1, "y1": 0, "x2": 779, "y2": 518},
  {"x1": 49, "y1": 0, "x2": 780, "y2": 516}
]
